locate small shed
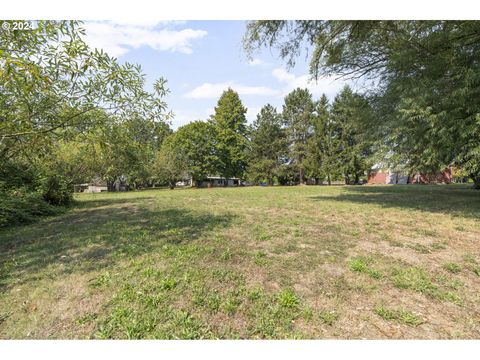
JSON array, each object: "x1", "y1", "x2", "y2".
[
  {"x1": 74, "y1": 183, "x2": 108, "y2": 193},
  {"x1": 197, "y1": 176, "x2": 242, "y2": 188}
]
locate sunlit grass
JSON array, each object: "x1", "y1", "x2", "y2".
[{"x1": 0, "y1": 184, "x2": 479, "y2": 339}]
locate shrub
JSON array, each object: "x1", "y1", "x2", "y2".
[
  {"x1": 0, "y1": 191, "x2": 62, "y2": 228},
  {"x1": 38, "y1": 174, "x2": 73, "y2": 206}
]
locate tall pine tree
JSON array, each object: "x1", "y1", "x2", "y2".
[
  {"x1": 282, "y1": 88, "x2": 314, "y2": 185},
  {"x1": 330, "y1": 86, "x2": 372, "y2": 184},
  {"x1": 247, "y1": 104, "x2": 288, "y2": 185},
  {"x1": 305, "y1": 94, "x2": 340, "y2": 185},
  {"x1": 211, "y1": 88, "x2": 249, "y2": 184}
]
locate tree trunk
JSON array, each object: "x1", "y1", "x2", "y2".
[
  {"x1": 299, "y1": 168, "x2": 305, "y2": 185},
  {"x1": 473, "y1": 177, "x2": 480, "y2": 189},
  {"x1": 327, "y1": 174, "x2": 331, "y2": 186},
  {"x1": 107, "y1": 181, "x2": 115, "y2": 192},
  {"x1": 169, "y1": 181, "x2": 175, "y2": 190}
]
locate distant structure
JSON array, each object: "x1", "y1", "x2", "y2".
[
  {"x1": 197, "y1": 176, "x2": 243, "y2": 188},
  {"x1": 73, "y1": 181, "x2": 107, "y2": 193},
  {"x1": 368, "y1": 164, "x2": 452, "y2": 185}
]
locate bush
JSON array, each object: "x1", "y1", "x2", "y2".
[
  {"x1": 0, "y1": 191, "x2": 63, "y2": 229},
  {"x1": 38, "y1": 174, "x2": 73, "y2": 206},
  {"x1": 0, "y1": 160, "x2": 37, "y2": 192}
]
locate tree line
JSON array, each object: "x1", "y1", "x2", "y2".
[
  {"x1": 156, "y1": 86, "x2": 372, "y2": 188},
  {"x1": 244, "y1": 20, "x2": 480, "y2": 189},
  {"x1": 1, "y1": 20, "x2": 479, "y2": 227}
]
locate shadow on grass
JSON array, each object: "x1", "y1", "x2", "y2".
[
  {"x1": 309, "y1": 184, "x2": 480, "y2": 219},
  {"x1": 0, "y1": 196, "x2": 232, "y2": 291}
]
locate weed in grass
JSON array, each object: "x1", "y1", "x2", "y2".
[
  {"x1": 272, "y1": 243, "x2": 297, "y2": 254},
  {"x1": 443, "y1": 263, "x2": 461, "y2": 274},
  {"x1": 293, "y1": 229, "x2": 304, "y2": 237},
  {"x1": 277, "y1": 288, "x2": 300, "y2": 309},
  {"x1": 351, "y1": 282, "x2": 378, "y2": 294},
  {"x1": 430, "y1": 242, "x2": 447, "y2": 251},
  {"x1": 436, "y1": 275, "x2": 464, "y2": 291},
  {"x1": 192, "y1": 288, "x2": 222, "y2": 313},
  {"x1": 222, "y1": 294, "x2": 242, "y2": 315},
  {"x1": 144, "y1": 294, "x2": 164, "y2": 308},
  {"x1": 408, "y1": 243, "x2": 431, "y2": 254},
  {"x1": 90, "y1": 272, "x2": 112, "y2": 288},
  {"x1": 391, "y1": 267, "x2": 463, "y2": 304},
  {"x1": 173, "y1": 310, "x2": 211, "y2": 340},
  {"x1": 211, "y1": 268, "x2": 244, "y2": 284},
  {"x1": 221, "y1": 248, "x2": 232, "y2": 261},
  {"x1": 0, "y1": 312, "x2": 10, "y2": 325},
  {"x1": 392, "y1": 267, "x2": 436, "y2": 293},
  {"x1": 247, "y1": 302, "x2": 299, "y2": 339},
  {"x1": 472, "y1": 266, "x2": 480, "y2": 277},
  {"x1": 374, "y1": 306, "x2": 423, "y2": 326},
  {"x1": 381, "y1": 233, "x2": 392, "y2": 242},
  {"x1": 416, "y1": 228, "x2": 438, "y2": 237},
  {"x1": 349, "y1": 257, "x2": 382, "y2": 279},
  {"x1": 76, "y1": 313, "x2": 97, "y2": 325},
  {"x1": 0, "y1": 259, "x2": 14, "y2": 276},
  {"x1": 388, "y1": 240, "x2": 404, "y2": 248},
  {"x1": 256, "y1": 232, "x2": 271, "y2": 242},
  {"x1": 318, "y1": 311, "x2": 339, "y2": 326},
  {"x1": 461, "y1": 254, "x2": 480, "y2": 276},
  {"x1": 250, "y1": 311, "x2": 280, "y2": 338},
  {"x1": 159, "y1": 278, "x2": 177, "y2": 290},
  {"x1": 206, "y1": 293, "x2": 222, "y2": 313},
  {"x1": 302, "y1": 307, "x2": 313, "y2": 322},
  {"x1": 463, "y1": 253, "x2": 476, "y2": 264},
  {"x1": 247, "y1": 288, "x2": 264, "y2": 301},
  {"x1": 254, "y1": 251, "x2": 268, "y2": 266},
  {"x1": 141, "y1": 267, "x2": 159, "y2": 278}
]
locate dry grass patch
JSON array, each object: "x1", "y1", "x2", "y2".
[{"x1": 1, "y1": 184, "x2": 480, "y2": 339}]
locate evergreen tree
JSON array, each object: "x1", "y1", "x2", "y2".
[
  {"x1": 211, "y1": 88, "x2": 249, "y2": 184},
  {"x1": 244, "y1": 20, "x2": 480, "y2": 188},
  {"x1": 305, "y1": 94, "x2": 340, "y2": 185},
  {"x1": 247, "y1": 105, "x2": 288, "y2": 185},
  {"x1": 282, "y1": 88, "x2": 314, "y2": 184},
  {"x1": 330, "y1": 86, "x2": 371, "y2": 184}
]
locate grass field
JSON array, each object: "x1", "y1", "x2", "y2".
[{"x1": 1, "y1": 185, "x2": 479, "y2": 339}]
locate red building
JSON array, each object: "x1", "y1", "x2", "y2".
[
  {"x1": 367, "y1": 168, "x2": 452, "y2": 185},
  {"x1": 408, "y1": 168, "x2": 452, "y2": 184}
]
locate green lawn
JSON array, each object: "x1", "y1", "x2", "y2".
[{"x1": 1, "y1": 185, "x2": 480, "y2": 339}]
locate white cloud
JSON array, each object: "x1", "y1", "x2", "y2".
[
  {"x1": 171, "y1": 109, "x2": 206, "y2": 129},
  {"x1": 246, "y1": 106, "x2": 262, "y2": 123},
  {"x1": 247, "y1": 58, "x2": 264, "y2": 66},
  {"x1": 272, "y1": 67, "x2": 346, "y2": 99},
  {"x1": 83, "y1": 21, "x2": 207, "y2": 58},
  {"x1": 184, "y1": 82, "x2": 280, "y2": 99},
  {"x1": 205, "y1": 107, "x2": 215, "y2": 117}
]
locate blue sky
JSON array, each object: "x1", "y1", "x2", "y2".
[{"x1": 83, "y1": 20, "x2": 348, "y2": 129}]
